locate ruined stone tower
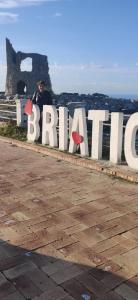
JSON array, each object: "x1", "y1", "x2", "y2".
[{"x1": 5, "y1": 38, "x2": 52, "y2": 96}]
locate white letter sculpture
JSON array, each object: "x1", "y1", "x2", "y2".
[
  {"x1": 88, "y1": 110, "x2": 109, "y2": 160},
  {"x1": 69, "y1": 108, "x2": 88, "y2": 156},
  {"x1": 59, "y1": 107, "x2": 68, "y2": 151},
  {"x1": 42, "y1": 105, "x2": 58, "y2": 147},
  {"x1": 16, "y1": 98, "x2": 27, "y2": 127},
  {"x1": 27, "y1": 104, "x2": 40, "y2": 142},
  {"x1": 124, "y1": 113, "x2": 138, "y2": 170},
  {"x1": 110, "y1": 112, "x2": 123, "y2": 164}
]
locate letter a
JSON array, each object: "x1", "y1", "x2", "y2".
[{"x1": 69, "y1": 108, "x2": 88, "y2": 156}]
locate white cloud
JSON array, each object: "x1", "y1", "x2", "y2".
[
  {"x1": 112, "y1": 63, "x2": 119, "y2": 68},
  {"x1": 0, "y1": 0, "x2": 62, "y2": 9},
  {"x1": 0, "y1": 1, "x2": 63, "y2": 24},
  {"x1": 0, "y1": 63, "x2": 7, "y2": 70},
  {"x1": 0, "y1": 12, "x2": 18, "y2": 23},
  {"x1": 1, "y1": 60, "x2": 138, "y2": 94},
  {"x1": 49, "y1": 62, "x2": 138, "y2": 94},
  {"x1": 50, "y1": 62, "x2": 127, "y2": 74},
  {"x1": 53, "y1": 12, "x2": 62, "y2": 17}
]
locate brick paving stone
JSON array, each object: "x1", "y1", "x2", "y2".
[
  {"x1": 84, "y1": 200, "x2": 109, "y2": 211},
  {"x1": 27, "y1": 269, "x2": 56, "y2": 292},
  {"x1": 50, "y1": 264, "x2": 85, "y2": 284},
  {"x1": 59, "y1": 241, "x2": 86, "y2": 258},
  {"x1": 63, "y1": 223, "x2": 88, "y2": 235},
  {"x1": 0, "y1": 255, "x2": 28, "y2": 272},
  {"x1": 99, "y1": 244, "x2": 127, "y2": 258},
  {"x1": 14, "y1": 230, "x2": 47, "y2": 248},
  {"x1": 1, "y1": 242, "x2": 26, "y2": 258},
  {"x1": 20, "y1": 229, "x2": 64, "y2": 250},
  {"x1": 0, "y1": 227, "x2": 21, "y2": 244},
  {"x1": 28, "y1": 251, "x2": 57, "y2": 268},
  {"x1": 79, "y1": 247, "x2": 106, "y2": 266},
  {"x1": 97, "y1": 291, "x2": 124, "y2": 300},
  {"x1": 0, "y1": 282, "x2": 16, "y2": 299},
  {"x1": 0, "y1": 272, "x2": 7, "y2": 285},
  {"x1": 3, "y1": 261, "x2": 37, "y2": 280},
  {"x1": 42, "y1": 259, "x2": 73, "y2": 276},
  {"x1": 0, "y1": 246, "x2": 10, "y2": 261},
  {"x1": 100, "y1": 260, "x2": 121, "y2": 272},
  {"x1": 115, "y1": 283, "x2": 138, "y2": 300},
  {"x1": 50, "y1": 236, "x2": 77, "y2": 250},
  {"x1": 73, "y1": 227, "x2": 106, "y2": 247},
  {"x1": 0, "y1": 141, "x2": 138, "y2": 300},
  {"x1": 88, "y1": 267, "x2": 112, "y2": 282},
  {"x1": 112, "y1": 235, "x2": 138, "y2": 251},
  {"x1": 60, "y1": 244, "x2": 106, "y2": 268},
  {"x1": 63, "y1": 204, "x2": 90, "y2": 215},
  {"x1": 61, "y1": 296, "x2": 78, "y2": 300},
  {"x1": 76, "y1": 272, "x2": 109, "y2": 297},
  {"x1": 122, "y1": 230, "x2": 138, "y2": 242},
  {"x1": 24, "y1": 214, "x2": 62, "y2": 233},
  {"x1": 101, "y1": 270, "x2": 127, "y2": 289},
  {"x1": 128, "y1": 227, "x2": 138, "y2": 239},
  {"x1": 11, "y1": 212, "x2": 30, "y2": 222},
  {"x1": 99, "y1": 211, "x2": 124, "y2": 223},
  {"x1": 52, "y1": 211, "x2": 80, "y2": 229},
  {"x1": 112, "y1": 247, "x2": 138, "y2": 277},
  {"x1": 11, "y1": 274, "x2": 41, "y2": 299},
  {"x1": 91, "y1": 238, "x2": 118, "y2": 253},
  {"x1": 62, "y1": 278, "x2": 97, "y2": 300},
  {"x1": 32, "y1": 286, "x2": 68, "y2": 300},
  {"x1": 126, "y1": 275, "x2": 138, "y2": 292},
  {"x1": 2, "y1": 292, "x2": 25, "y2": 300}
]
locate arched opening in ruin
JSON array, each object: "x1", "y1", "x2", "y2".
[
  {"x1": 20, "y1": 57, "x2": 32, "y2": 72},
  {"x1": 17, "y1": 80, "x2": 27, "y2": 95}
]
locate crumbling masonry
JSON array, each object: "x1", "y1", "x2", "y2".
[{"x1": 5, "y1": 38, "x2": 52, "y2": 96}]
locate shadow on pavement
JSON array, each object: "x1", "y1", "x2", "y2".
[{"x1": 0, "y1": 240, "x2": 137, "y2": 300}]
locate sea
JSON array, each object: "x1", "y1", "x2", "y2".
[{"x1": 109, "y1": 94, "x2": 138, "y2": 100}]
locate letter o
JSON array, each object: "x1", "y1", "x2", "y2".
[{"x1": 124, "y1": 113, "x2": 138, "y2": 170}]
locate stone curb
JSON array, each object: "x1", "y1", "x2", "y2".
[{"x1": 0, "y1": 135, "x2": 138, "y2": 184}]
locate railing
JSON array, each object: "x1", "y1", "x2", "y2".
[
  {"x1": 0, "y1": 102, "x2": 16, "y2": 121},
  {"x1": 1, "y1": 100, "x2": 137, "y2": 158},
  {"x1": 56, "y1": 110, "x2": 134, "y2": 160}
]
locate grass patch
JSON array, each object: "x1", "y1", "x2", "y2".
[{"x1": 0, "y1": 120, "x2": 27, "y2": 141}]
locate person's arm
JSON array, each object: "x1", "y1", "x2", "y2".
[
  {"x1": 45, "y1": 91, "x2": 53, "y2": 105},
  {"x1": 32, "y1": 91, "x2": 37, "y2": 104}
]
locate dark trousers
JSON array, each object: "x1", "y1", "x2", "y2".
[{"x1": 38, "y1": 111, "x2": 42, "y2": 142}]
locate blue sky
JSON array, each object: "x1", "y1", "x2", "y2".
[{"x1": 1, "y1": 0, "x2": 138, "y2": 96}]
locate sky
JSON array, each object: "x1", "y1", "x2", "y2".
[{"x1": 1, "y1": 0, "x2": 138, "y2": 96}]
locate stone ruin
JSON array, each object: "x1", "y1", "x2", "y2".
[{"x1": 5, "y1": 38, "x2": 52, "y2": 96}]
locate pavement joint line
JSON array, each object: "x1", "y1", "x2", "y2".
[{"x1": 0, "y1": 135, "x2": 138, "y2": 184}]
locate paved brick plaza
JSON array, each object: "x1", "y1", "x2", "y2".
[{"x1": 0, "y1": 140, "x2": 138, "y2": 300}]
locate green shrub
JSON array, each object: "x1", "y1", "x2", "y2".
[{"x1": 0, "y1": 120, "x2": 27, "y2": 141}]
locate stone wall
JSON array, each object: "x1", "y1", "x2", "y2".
[{"x1": 5, "y1": 38, "x2": 52, "y2": 96}]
